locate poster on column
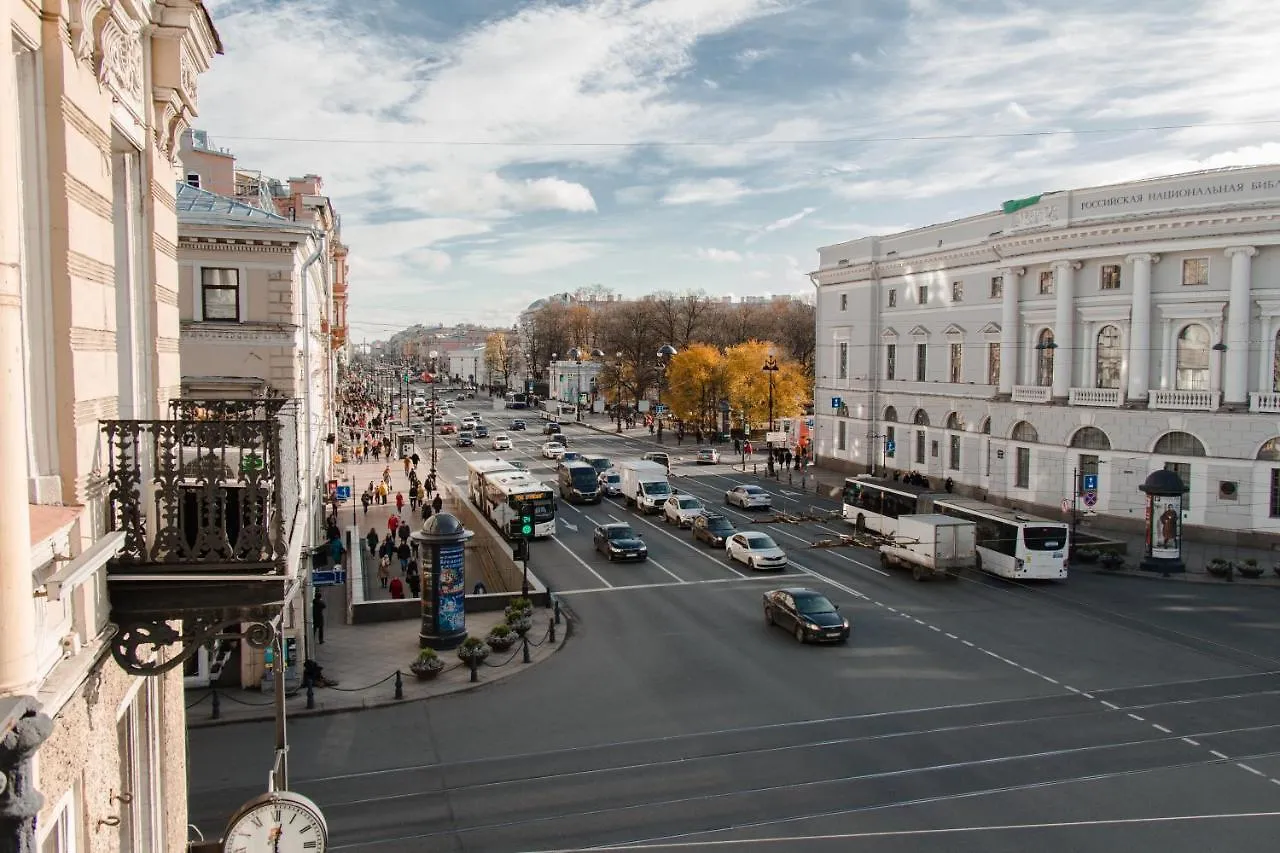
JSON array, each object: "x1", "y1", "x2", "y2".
[
  {"x1": 436, "y1": 543, "x2": 466, "y2": 633},
  {"x1": 1149, "y1": 494, "x2": 1183, "y2": 560}
]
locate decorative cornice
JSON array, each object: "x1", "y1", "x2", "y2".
[
  {"x1": 156, "y1": 336, "x2": 181, "y2": 354},
  {"x1": 155, "y1": 234, "x2": 178, "y2": 259},
  {"x1": 995, "y1": 210, "x2": 1280, "y2": 256},
  {"x1": 151, "y1": 179, "x2": 177, "y2": 213},
  {"x1": 60, "y1": 95, "x2": 112, "y2": 154},
  {"x1": 69, "y1": 327, "x2": 116, "y2": 351},
  {"x1": 66, "y1": 250, "x2": 113, "y2": 286},
  {"x1": 180, "y1": 322, "x2": 299, "y2": 347},
  {"x1": 1125, "y1": 253, "x2": 1159, "y2": 264},
  {"x1": 156, "y1": 286, "x2": 179, "y2": 307},
  {"x1": 178, "y1": 237, "x2": 294, "y2": 254},
  {"x1": 64, "y1": 173, "x2": 113, "y2": 221},
  {"x1": 73, "y1": 395, "x2": 118, "y2": 425}
]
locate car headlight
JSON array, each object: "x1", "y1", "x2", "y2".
[
  {"x1": 842, "y1": 619, "x2": 850, "y2": 629},
  {"x1": 804, "y1": 622, "x2": 820, "y2": 632}
]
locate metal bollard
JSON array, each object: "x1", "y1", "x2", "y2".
[
  {"x1": 306, "y1": 680, "x2": 316, "y2": 710},
  {"x1": 469, "y1": 657, "x2": 479, "y2": 683},
  {"x1": 394, "y1": 669, "x2": 404, "y2": 699},
  {"x1": 210, "y1": 689, "x2": 221, "y2": 720},
  {"x1": 522, "y1": 635, "x2": 531, "y2": 664},
  {"x1": 554, "y1": 599, "x2": 562, "y2": 625},
  {"x1": 549, "y1": 618, "x2": 557, "y2": 644}
]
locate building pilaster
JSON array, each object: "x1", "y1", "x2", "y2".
[
  {"x1": 1224, "y1": 246, "x2": 1257, "y2": 406},
  {"x1": 1051, "y1": 260, "x2": 1079, "y2": 398},
  {"x1": 1125, "y1": 253, "x2": 1157, "y2": 401},
  {"x1": 998, "y1": 267, "x2": 1021, "y2": 396}
]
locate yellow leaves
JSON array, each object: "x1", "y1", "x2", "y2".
[
  {"x1": 664, "y1": 340, "x2": 811, "y2": 429},
  {"x1": 664, "y1": 343, "x2": 724, "y2": 421}
]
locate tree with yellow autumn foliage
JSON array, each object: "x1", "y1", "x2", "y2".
[
  {"x1": 662, "y1": 344, "x2": 727, "y2": 430},
  {"x1": 722, "y1": 340, "x2": 809, "y2": 432}
]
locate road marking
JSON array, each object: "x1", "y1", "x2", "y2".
[
  {"x1": 1100, "y1": 700, "x2": 1120, "y2": 710},
  {"x1": 1080, "y1": 692, "x2": 1095, "y2": 699},
  {"x1": 1152, "y1": 724, "x2": 1172, "y2": 734},
  {"x1": 1127, "y1": 713, "x2": 1146, "y2": 722},
  {"x1": 1182, "y1": 738, "x2": 1201, "y2": 747},
  {"x1": 624, "y1": 509, "x2": 748, "y2": 579},
  {"x1": 945, "y1": 633, "x2": 957, "y2": 640},
  {"x1": 819, "y1": 547, "x2": 891, "y2": 576},
  {"x1": 560, "y1": 520, "x2": 579, "y2": 532},
  {"x1": 1041, "y1": 676, "x2": 1060, "y2": 685},
  {"x1": 929, "y1": 625, "x2": 941, "y2": 632},
  {"x1": 1238, "y1": 763, "x2": 1266, "y2": 777},
  {"x1": 549, "y1": 536, "x2": 613, "y2": 589},
  {"x1": 1064, "y1": 686, "x2": 1081, "y2": 694},
  {"x1": 1210, "y1": 750, "x2": 1230, "y2": 759},
  {"x1": 646, "y1": 556, "x2": 685, "y2": 584},
  {"x1": 962, "y1": 640, "x2": 975, "y2": 647}
]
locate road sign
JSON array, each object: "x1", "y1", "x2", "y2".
[
  {"x1": 885, "y1": 440, "x2": 896, "y2": 455},
  {"x1": 831, "y1": 396, "x2": 844, "y2": 409},
  {"x1": 1062, "y1": 499, "x2": 1071, "y2": 513},
  {"x1": 334, "y1": 485, "x2": 352, "y2": 501},
  {"x1": 1082, "y1": 474, "x2": 1099, "y2": 491},
  {"x1": 1083, "y1": 491, "x2": 1098, "y2": 508}
]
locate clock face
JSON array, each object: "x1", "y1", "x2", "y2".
[{"x1": 223, "y1": 792, "x2": 328, "y2": 853}]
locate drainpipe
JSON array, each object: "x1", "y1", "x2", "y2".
[{"x1": 300, "y1": 232, "x2": 327, "y2": 546}]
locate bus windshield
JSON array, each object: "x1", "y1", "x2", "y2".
[{"x1": 1023, "y1": 526, "x2": 1067, "y2": 550}]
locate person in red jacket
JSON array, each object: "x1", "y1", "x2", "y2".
[
  {"x1": 387, "y1": 514, "x2": 399, "y2": 535},
  {"x1": 395, "y1": 491, "x2": 405, "y2": 516},
  {"x1": 389, "y1": 576, "x2": 405, "y2": 599}
]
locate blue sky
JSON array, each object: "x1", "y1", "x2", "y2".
[{"x1": 197, "y1": 0, "x2": 1280, "y2": 341}]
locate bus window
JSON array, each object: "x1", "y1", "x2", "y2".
[{"x1": 1023, "y1": 526, "x2": 1066, "y2": 551}]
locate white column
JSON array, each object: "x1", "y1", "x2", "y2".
[
  {"x1": 1051, "y1": 260, "x2": 1077, "y2": 397},
  {"x1": 998, "y1": 267, "x2": 1019, "y2": 395},
  {"x1": 1084, "y1": 321, "x2": 1097, "y2": 388},
  {"x1": 1224, "y1": 246, "x2": 1257, "y2": 405},
  {"x1": 1159, "y1": 319, "x2": 1174, "y2": 390},
  {"x1": 1259, "y1": 315, "x2": 1274, "y2": 394},
  {"x1": 0, "y1": 33, "x2": 37, "y2": 694},
  {"x1": 1125, "y1": 253, "x2": 1155, "y2": 400},
  {"x1": 1210, "y1": 322, "x2": 1224, "y2": 395},
  {"x1": 1023, "y1": 323, "x2": 1036, "y2": 385}
]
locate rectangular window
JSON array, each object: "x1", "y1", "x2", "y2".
[
  {"x1": 39, "y1": 780, "x2": 81, "y2": 853},
  {"x1": 885, "y1": 344, "x2": 896, "y2": 381},
  {"x1": 836, "y1": 420, "x2": 846, "y2": 451},
  {"x1": 1078, "y1": 455, "x2": 1099, "y2": 494},
  {"x1": 840, "y1": 293, "x2": 847, "y2": 311},
  {"x1": 185, "y1": 172, "x2": 201, "y2": 188},
  {"x1": 951, "y1": 280, "x2": 963, "y2": 302},
  {"x1": 1182, "y1": 258, "x2": 1209, "y2": 286},
  {"x1": 886, "y1": 425, "x2": 896, "y2": 458},
  {"x1": 917, "y1": 285, "x2": 928, "y2": 305},
  {"x1": 1164, "y1": 462, "x2": 1192, "y2": 510},
  {"x1": 837, "y1": 341, "x2": 848, "y2": 379},
  {"x1": 117, "y1": 680, "x2": 159, "y2": 851},
  {"x1": 1271, "y1": 469, "x2": 1280, "y2": 518},
  {"x1": 1015, "y1": 447, "x2": 1031, "y2": 488},
  {"x1": 949, "y1": 342, "x2": 963, "y2": 383},
  {"x1": 1038, "y1": 270, "x2": 1054, "y2": 295},
  {"x1": 915, "y1": 430, "x2": 926, "y2": 464},
  {"x1": 200, "y1": 268, "x2": 240, "y2": 321},
  {"x1": 931, "y1": 440, "x2": 939, "y2": 458},
  {"x1": 888, "y1": 289, "x2": 897, "y2": 308},
  {"x1": 987, "y1": 342, "x2": 1000, "y2": 386},
  {"x1": 949, "y1": 435, "x2": 960, "y2": 470},
  {"x1": 1100, "y1": 264, "x2": 1121, "y2": 290},
  {"x1": 990, "y1": 275, "x2": 1003, "y2": 298},
  {"x1": 915, "y1": 343, "x2": 927, "y2": 381}
]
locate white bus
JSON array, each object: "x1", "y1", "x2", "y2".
[
  {"x1": 842, "y1": 476, "x2": 1069, "y2": 580},
  {"x1": 467, "y1": 458, "x2": 519, "y2": 505},
  {"x1": 479, "y1": 471, "x2": 557, "y2": 539}
]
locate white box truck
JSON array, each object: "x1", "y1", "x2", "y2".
[
  {"x1": 616, "y1": 459, "x2": 672, "y2": 514},
  {"x1": 879, "y1": 514, "x2": 977, "y2": 582}
]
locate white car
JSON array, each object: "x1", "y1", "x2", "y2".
[
  {"x1": 541, "y1": 441, "x2": 566, "y2": 460},
  {"x1": 663, "y1": 494, "x2": 706, "y2": 527},
  {"x1": 492, "y1": 433, "x2": 512, "y2": 451},
  {"x1": 461, "y1": 417, "x2": 477, "y2": 430},
  {"x1": 727, "y1": 532, "x2": 787, "y2": 570},
  {"x1": 725, "y1": 484, "x2": 772, "y2": 509}
]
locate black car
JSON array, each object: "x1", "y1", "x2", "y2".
[
  {"x1": 511, "y1": 419, "x2": 526, "y2": 431},
  {"x1": 763, "y1": 588, "x2": 850, "y2": 644},
  {"x1": 692, "y1": 513, "x2": 736, "y2": 548},
  {"x1": 543, "y1": 422, "x2": 562, "y2": 435},
  {"x1": 456, "y1": 433, "x2": 474, "y2": 447},
  {"x1": 547, "y1": 433, "x2": 567, "y2": 447},
  {"x1": 593, "y1": 523, "x2": 648, "y2": 562},
  {"x1": 474, "y1": 425, "x2": 489, "y2": 438}
]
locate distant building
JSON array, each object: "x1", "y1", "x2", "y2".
[{"x1": 812, "y1": 165, "x2": 1280, "y2": 543}]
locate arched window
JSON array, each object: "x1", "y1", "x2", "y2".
[
  {"x1": 1175, "y1": 324, "x2": 1210, "y2": 391},
  {"x1": 1258, "y1": 438, "x2": 1280, "y2": 461},
  {"x1": 945, "y1": 412, "x2": 964, "y2": 430},
  {"x1": 1096, "y1": 325, "x2": 1122, "y2": 389},
  {"x1": 1153, "y1": 431, "x2": 1206, "y2": 457},
  {"x1": 1036, "y1": 329, "x2": 1055, "y2": 387},
  {"x1": 884, "y1": 406, "x2": 898, "y2": 422},
  {"x1": 1070, "y1": 426, "x2": 1111, "y2": 450},
  {"x1": 980, "y1": 417, "x2": 991, "y2": 435},
  {"x1": 913, "y1": 409, "x2": 930, "y2": 426},
  {"x1": 1011, "y1": 421, "x2": 1039, "y2": 443}
]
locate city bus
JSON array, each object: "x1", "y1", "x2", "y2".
[
  {"x1": 842, "y1": 476, "x2": 1069, "y2": 580},
  {"x1": 467, "y1": 458, "x2": 519, "y2": 505},
  {"x1": 479, "y1": 471, "x2": 557, "y2": 538}
]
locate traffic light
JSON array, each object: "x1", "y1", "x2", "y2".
[
  {"x1": 512, "y1": 538, "x2": 530, "y2": 562},
  {"x1": 519, "y1": 503, "x2": 534, "y2": 537}
]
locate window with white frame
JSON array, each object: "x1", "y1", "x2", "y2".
[
  {"x1": 38, "y1": 778, "x2": 82, "y2": 853},
  {"x1": 1096, "y1": 325, "x2": 1122, "y2": 389},
  {"x1": 888, "y1": 289, "x2": 897, "y2": 308},
  {"x1": 1100, "y1": 264, "x2": 1121, "y2": 290},
  {"x1": 1036, "y1": 329, "x2": 1055, "y2": 387},
  {"x1": 185, "y1": 172, "x2": 201, "y2": 188},
  {"x1": 948, "y1": 343, "x2": 963, "y2": 383},
  {"x1": 116, "y1": 679, "x2": 161, "y2": 852},
  {"x1": 1038, "y1": 270, "x2": 1054, "y2": 295},
  {"x1": 915, "y1": 429, "x2": 926, "y2": 464},
  {"x1": 885, "y1": 343, "x2": 896, "y2": 380},
  {"x1": 1182, "y1": 258, "x2": 1209, "y2": 286},
  {"x1": 915, "y1": 342, "x2": 927, "y2": 381},
  {"x1": 948, "y1": 434, "x2": 960, "y2": 470},
  {"x1": 1015, "y1": 447, "x2": 1031, "y2": 488},
  {"x1": 951, "y1": 280, "x2": 963, "y2": 302},
  {"x1": 917, "y1": 284, "x2": 928, "y2": 305},
  {"x1": 1175, "y1": 324, "x2": 1210, "y2": 391},
  {"x1": 987, "y1": 342, "x2": 1000, "y2": 386},
  {"x1": 837, "y1": 341, "x2": 848, "y2": 379},
  {"x1": 840, "y1": 293, "x2": 847, "y2": 311},
  {"x1": 990, "y1": 275, "x2": 1003, "y2": 299},
  {"x1": 200, "y1": 268, "x2": 240, "y2": 321},
  {"x1": 836, "y1": 420, "x2": 846, "y2": 451}
]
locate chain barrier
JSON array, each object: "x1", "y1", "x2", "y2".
[
  {"x1": 524, "y1": 619, "x2": 556, "y2": 648},
  {"x1": 325, "y1": 670, "x2": 399, "y2": 693}
]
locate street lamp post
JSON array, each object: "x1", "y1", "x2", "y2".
[
  {"x1": 762, "y1": 351, "x2": 779, "y2": 433},
  {"x1": 566, "y1": 347, "x2": 585, "y2": 422},
  {"x1": 614, "y1": 351, "x2": 624, "y2": 432},
  {"x1": 429, "y1": 350, "x2": 439, "y2": 482},
  {"x1": 655, "y1": 344, "x2": 677, "y2": 443}
]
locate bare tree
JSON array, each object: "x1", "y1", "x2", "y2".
[{"x1": 598, "y1": 300, "x2": 662, "y2": 408}]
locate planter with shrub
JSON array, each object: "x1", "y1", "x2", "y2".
[
  {"x1": 1237, "y1": 558, "x2": 1264, "y2": 579},
  {"x1": 456, "y1": 636, "x2": 490, "y2": 664},
  {"x1": 410, "y1": 648, "x2": 445, "y2": 680},
  {"x1": 486, "y1": 623, "x2": 517, "y2": 651}
]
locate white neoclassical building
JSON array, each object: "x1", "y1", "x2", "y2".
[{"x1": 812, "y1": 165, "x2": 1280, "y2": 544}]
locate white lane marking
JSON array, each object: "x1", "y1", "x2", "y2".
[
  {"x1": 549, "y1": 536, "x2": 613, "y2": 589},
  {"x1": 1080, "y1": 692, "x2": 1095, "y2": 699},
  {"x1": 560, "y1": 520, "x2": 579, "y2": 532},
  {"x1": 645, "y1": 556, "x2": 685, "y2": 584},
  {"x1": 1100, "y1": 700, "x2": 1120, "y2": 710},
  {"x1": 1238, "y1": 763, "x2": 1266, "y2": 777},
  {"x1": 962, "y1": 640, "x2": 975, "y2": 647},
  {"x1": 1041, "y1": 676, "x2": 1060, "y2": 685},
  {"x1": 945, "y1": 633, "x2": 958, "y2": 640},
  {"x1": 1182, "y1": 738, "x2": 1201, "y2": 747},
  {"x1": 929, "y1": 625, "x2": 941, "y2": 632},
  {"x1": 1152, "y1": 724, "x2": 1172, "y2": 734},
  {"x1": 820, "y1": 547, "x2": 891, "y2": 576},
  {"x1": 1021, "y1": 667, "x2": 1040, "y2": 676},
  {"x1": 1127, "y1": 713, "x2": 1146, "y2": 722},
  {"x1": 785, "y1": 557, "x2": 867, "y2": 601},
  {"x1": 1210, "y1": 750, "x2": 1230, "y2": 759}
]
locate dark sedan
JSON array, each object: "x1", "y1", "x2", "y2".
[
  {"x1": 763, "y1": 588, "x2": 850, "y2": 644},
  {"x1": 510, "y1": 419, "x2": 527, "y2": 430},
  {"x1": 592, "y1": 523, "x2": 648, "y2": 562},
  {"x1": 691, "y1": 513, "x2": 735, "y2": 548}
]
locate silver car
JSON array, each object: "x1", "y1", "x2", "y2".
[
  {"x1": 599, "y1": 471, "x2": 623, "y2": 497},
  {"x1": 725, "y1": 484, "x2": 771, "y2": 509},
  {"x1": 727, "y1": 532, "x2": 787, "y2": 570}
]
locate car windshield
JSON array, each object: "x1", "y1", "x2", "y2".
[
  {"x1": 604, "y1": 473, "x2": 620, "y2": 483},
  {"x1": 747, "y1": 535, "x2": 777, "y2": 550},
  {"x1": 608, "y1": 527, "x2": 636, "y2": 540},
  {"x1": 570, "y1": 468, "x2": 596, "y2": 487},
  {"x1": 643, "y1": 482, "x2": 671, "y2": 496},
  {"x1": 678, "y1": 497, "x2": 701, "y2": 508},
  {"x1": 743, "y1": 486, "x2": 765, "y2": 495},
  {"x1": 707, "y1": 518, "x2": 733, "y2": 531},
  {"x1": 792, "y1": 593, "x2": 837, "y2": 615}
]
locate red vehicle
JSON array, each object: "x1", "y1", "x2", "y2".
[{"x1": 439, "y1": 422, "x2": 457, "y2": 435}]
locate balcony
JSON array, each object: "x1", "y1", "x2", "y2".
[
  {"x1": 1069, "y1": 387, "x2": 1125, "y2": 408},
  {"x1": 101, "y1": 397, "x2": 302, "y2": 676},
  {"x1": 1250, "y1": 392, "x2": 1280, "y2": 413},
  {"x1": 1012, "y1": 385, "x2": 1052, "y2": 404},
  {"x1": 1148, "y1": 389, "x2": 1220, "y2": 411}
]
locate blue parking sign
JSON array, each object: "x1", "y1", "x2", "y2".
[
  {"x1": 831, "y1": 396, "x2": 843, "y2": 409},
  {"x1": 885, "y1": 440, "x2": 896, "y2": 456},
  {"x1": 1082, "y1": 474, "x2": 1098, "y2": 492}
]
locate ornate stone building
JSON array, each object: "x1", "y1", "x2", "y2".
[{"x1": 1, "y1": 1, "x2": 221, "y2": 850}]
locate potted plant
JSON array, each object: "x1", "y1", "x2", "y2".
[
  {"x1": 1099, "y1": 551, "x2": 1124, "y2": 570},
  {"x1": 1238, "y1": 558, "x2": 1264, "y2": 579},
  {"x1": 486, "y1": 623, "x2": 517, "y2": 651},
  {"x1": 456, "y1": 636, "x2": 489, "y2": 665},
  {"x1": 409, "y1": 647, "x2": 444, "y2": 680},
  {"x1": 506, "y1": 596, "x2": 534, "y2": 616},
  {"x1": 1074, "y1": 547, "x2": 1099, "y2": 565},
  {"x1": 1206, "y1": 558, "x2": 1230, "y2": 577}
]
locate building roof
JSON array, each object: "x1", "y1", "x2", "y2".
[{"x1": 176, "y1": 182, "x2": 307, "y2": 231}]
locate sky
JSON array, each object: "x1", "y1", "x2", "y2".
[{"x1": 196, "y1": 0, "x2": 1280, "y2": 342}]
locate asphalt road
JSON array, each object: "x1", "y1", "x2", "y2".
[{"x1": 188, "y1": 394, "x2": 1280, "y2": 852}]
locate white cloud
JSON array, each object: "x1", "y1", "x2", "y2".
[
  {"x1": 762, "y1": 206, "x2": 816, "y2": 233},
  {"x1": 703, "y1": 78, "x2": 720, "y2": 89},
  {"x1": 696, "y1": 248, "x2": 743, "y2": 262},
  {"x1": 662, "y1": 177, "x2": 753, "y2": 205},
  {"x1": 614, "y1": 185, "x2": 657, "y2": 206},
  {"x1": 465, "y1": 241, "x2": 599, "y2": 275},
  {"x1": 735, "y1": 47, "x2": 775, "y2": 68}
]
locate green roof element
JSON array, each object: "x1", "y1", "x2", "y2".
[{"x1": 1002, "y1": 195, "x2": 1042, "y2": 214}]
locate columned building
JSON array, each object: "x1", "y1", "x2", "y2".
[{"x1": 812, "y1": 165, "x2": 1280, "y2": 544}]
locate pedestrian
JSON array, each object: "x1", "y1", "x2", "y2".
[
  {"x1": 405, "y1": 559, "x2": 420, "y2": 598},
  {"x1": 312, "y1": 589, "x2": 326, "y2": 645},
  {"x1": 784, "y1": 448, "x2": 793, "y2": 468},
  {"x1": 372, "y1": 443, "x2": 381, "y2": 462},
  {"x1": 377, "y1": 480, "x2": 388, "y2": 505},
  {"x1": 409, "y1": 482, "x2": 419, "y2": 511},
  {"x1": 361, "y1": 489, "x2": 372, "y2": 515},
  {"x1": 403, "y1": 456, "x2": 411, "y2": 477},
  {"x1": 432, "y1": 493, "x2": 443, "y2": 515},
  {"x1": 377, "y1": 554, "x2": 390, "y2": 588},
  {"x1": 397, "y1": 522, "x2": 411, "y2": 543},
  {"x1": 365, "y1": 527, "x2": 378, "y2": 555},
  {"x1": 397, "y1": 540, "x2": 411, "y2": 573},
  {"x1": 744, "y1": 440, "x2": 753, "y2": 457},
  {"x1": 387, "y1": 514, "x2": 399, "y2": 535},
  {"x1": 389, "y1": 575, "x2": 405, "y2": 599},
  {"x1": 395, "y1": 491, "x2": 405, "y2": 516},
  {"x1": 411, "y1": 451, "x2": 420, "y2": 468},
  {"x1": 421, "y1": 501, "x2": 433, "y2": 522}
]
